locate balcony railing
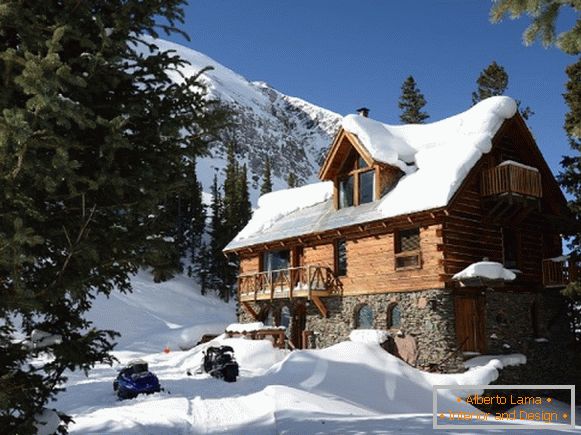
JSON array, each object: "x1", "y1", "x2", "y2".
[
  {"x1": 238, "y1": 265, "x2": 338, "y2": 302},
  {"x1": 542, "y1": 256, "x2": 578, "y2": 288},
  {"x1": 481, "y1": 162, "x2": 542, "y2": 199}
]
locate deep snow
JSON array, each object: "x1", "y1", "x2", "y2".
[{"x1": 51, "y1": 272, "x2": 579, "y2": 434}]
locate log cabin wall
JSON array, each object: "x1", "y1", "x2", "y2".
[
  {"x1": 240, "y1": 255, "x2": 260, "y2": 274},
  {"x1": 238, "y1": 223, "x2": 446, "y2": 296},
  {"x1": 443, "y1": 119, "x2": 563, "y2": 289},
  {"x1": 340, "y1": 225, "x2": 444, "y2": 294}
]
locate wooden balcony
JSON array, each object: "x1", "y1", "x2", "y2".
[
  {"x1": 481, "y1": 162, "x2": 542, "y2": 222},
  {"x1": 238, "y1": 265, "x2": 338, "y2": 302},
  {"x1": 481, "y1": 162, "x2": 542, "y2": 199},
  {"x1": 542, "y1": 257, "x2": 578, "y2": 288}
]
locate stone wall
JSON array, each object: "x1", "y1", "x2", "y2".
[
  {"x1": 239, "y1": 289, "x2": 464, "y2": 373},
  {"x1": 486, "y1": 289, "x2": 580, "y2": 393}
]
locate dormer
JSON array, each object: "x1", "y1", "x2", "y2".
[{"x1": 319, "y1": 119, "x2": 404, "y2": 210}]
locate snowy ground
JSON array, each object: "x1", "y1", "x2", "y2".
[{"x1": 52, "y1": 272, "x2": 579, "y2": 434}]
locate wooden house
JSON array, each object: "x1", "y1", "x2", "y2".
[{"x1": 223, "y1": 96, "x2": 576, "y2": 373}]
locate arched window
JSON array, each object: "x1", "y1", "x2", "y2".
[
  {"x1": 280, "y1": 306, "x2": 292, "y2": 337},
  {"x1": 387, "y1": 303, "x2": 401, "y2": 329},
  {"x1": 356, "y1": 304, "x2": 374, "y2": 329}
]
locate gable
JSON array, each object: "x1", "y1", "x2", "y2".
[
  {"x1": 448, "y1": 114, "x2": 569, "y2": 218},
  {"x1": 319, "y1": 128, "x2": 374, "y2": 181}
]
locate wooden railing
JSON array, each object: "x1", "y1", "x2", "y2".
[
  {"x1": 542, "y1": 257, "x2": 578, "y2": 288},
  {"x1": 481, "y1": 162, "x2": 542, "y2": 198},
  {"x1": 238, "y1": 265, "x2": 337, "y2": 301}
]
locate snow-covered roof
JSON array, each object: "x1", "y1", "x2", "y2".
[{"x1": 225, "y1": 97, "x2": 517, "y2": 252}]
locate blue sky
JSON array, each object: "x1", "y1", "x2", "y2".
[{"x1": 167, "y1": 1, "x2": 577, "y2": 175}]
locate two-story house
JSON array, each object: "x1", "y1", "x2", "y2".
[{"x1": 223, "y1": 96, "x2": 576, "y2": 375}]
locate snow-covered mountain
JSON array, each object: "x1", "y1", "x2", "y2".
[{"x1": 153, "y1": 39, "x2": 342, "y2": 203}]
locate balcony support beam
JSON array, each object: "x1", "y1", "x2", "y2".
[
  {"x1": 311, "y1": 295, "x2": 328, "y2": 318},
  {"x1": 241, "y1": 301, "x2": 259, "y2": 321}
]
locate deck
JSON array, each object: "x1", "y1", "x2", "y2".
[
  {"x1": 481, "y1": 162, "x2": 542, "y2": 199},
  {"x1": 542, "y1": 257, "x2": 578, "y2": 288},
  {"x1": 238, "y1": 265, "x2": 338, "y2": 302}
]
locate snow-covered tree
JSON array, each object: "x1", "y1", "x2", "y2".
[
  {"x1": 0, "y1": 1, "x2": 221, "y2": 432},
  {"x1": 398, "y1": 76, "x2": 429, "y2": 124}
]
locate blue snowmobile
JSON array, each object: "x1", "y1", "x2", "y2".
[{"x1": 113, "y1": 359, "x2": 161, "y2": 399}]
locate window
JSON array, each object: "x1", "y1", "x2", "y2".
[
  {"x1": 359, "y1": 170, "x2": 375, "y2": 204},
  {"x1": 262, "y1": 250, "x2": 290, "y2": 272},
  {"x1": 337, "y1": 151, "x2": 376, "y2": 209},
  {"x1": 335, "y1": 239, "x2": 347, "y2": 276},
  {"x1": 356, "y1": 304, "x2": 373, "y2": 329},
  {"x1": 502, "y1": 228, "x2": 519, "y2": 269},
  {"x1": 395, "y1": 228, "x2": 421, "y2": 270},
  {"x1": 339, "y1": 176, "x2": 354, "y2": 208},
  {"x1": 387, "y1": 303, "x2": 401, "y2": 329}
]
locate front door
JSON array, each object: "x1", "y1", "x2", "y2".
[
  {"x1": 454, "y1": 291, "x2": 486, "y2": 353},
  {"x1": 291, "y1": 303, "x2": 307, "y2": 349}
]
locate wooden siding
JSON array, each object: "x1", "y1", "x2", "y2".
[
  {"x1": 443, "y1": 119, "x2": 563, "y2": 288},
  {"x1": 240, "y1": 255, "x2": 260, "y2": 274}
]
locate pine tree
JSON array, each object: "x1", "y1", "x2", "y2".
[
  {"x1": 208, "y1": 175, "x2": 227, "y2": 299},
  {"x1": 260, "y1": 156, "x2": 273, "y2": 195},
  {"x1": 194, "y1": 242, "x2": 211, "y2": 296},
  {"x1": 560, "y1": 59, "x2": 581, "y2": 303},
  {"x1": 237, "y1": 164, "x2": 253, "y2": 234},
  {"x1": 490, "y1": 0, "x2": 581, "y2": 55},
  {"x1": 472, "y1": 61, "x2": 533, "y2": 119},
  {"x1": 0, "y1": 1, "x2": 221, "y2": 432},
  {"x1": 187, "y1": 158, "x2": 207, "y2": 261},
  {"x1": 398, "y1": 76, "x2": 429, "y2": 124},
  {"x1": 287, "y1": 171, "x2": 299, "y2": 188},
  {"x1": 471, "y1": 61, "x2": 509, "y2": 104}
]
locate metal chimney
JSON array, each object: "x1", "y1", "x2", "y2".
[{"x1": 356, "y1": 107, "x2": 369, "y2": 117}]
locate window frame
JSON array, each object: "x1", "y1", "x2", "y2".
[
  {"x1": 386, "y1": 303, "x2": 402, "y2": 330},
  {"x1": 336, "y1": 151, "x2": 377, "y2": 209},
  {"x1": 394, "y1": 227, "x2": 422, "y2": 271},
  {"x1": 334, "y1": 238, "x2": 348, "y2": 277},
  {"x1": 355, "y1": 304, "x2": 374, "y2": 329}
]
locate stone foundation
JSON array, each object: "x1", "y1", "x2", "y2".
[
  {"x1": 239, "y1": 289, "x2": 465, "y2": 373},
  {"x1": 485, "y1": 289, "x2": 581, "y2": 393}
]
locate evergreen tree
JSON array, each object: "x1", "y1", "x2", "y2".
[
  {"x1": 472, "y1": 61, "x2": 533, "y2": 119},
  {"x1": 560, "y1": 58, "x2": 581, "y2": 304},
  {"x1": 398, "y1": 76, "x2": 429, "y2": 124},
  {"x1": 287, "y1": 171, "x2": 299, "y2": 188},
  {"x1": 490, "y1": 0, "x2": 581, "y2": 55},
  {"x1": 471, "y1": 61, "x2": 509, "y2": 104},
  {"x1": 187, "y1": 158, "x2": 207, "y2": 261},
  {"x1": 194, "y1": 242, "x2": 211, "y2": 296},
  {"x1": 0, "y1": 1, "x2": 220, "y2": 432},
  {"x1": 260, "y1": 156, "x2": 273, "y2": 195},
  {"x1": 208, "y1": 175, "x2": 227, "y2": 300},
  {"x1": 237, "y1": 164, "x2": 253, "y2": 234}
]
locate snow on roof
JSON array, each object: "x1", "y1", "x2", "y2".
[
  {"x1": 452, "y1": 261, "x2": 517, "y2": 282},
  {"x1": 225, "y1": 97, "x2": 517, "y2": 251},
  {"x1": 233, "y1": 182, "x2": 333, "y2": 242}
]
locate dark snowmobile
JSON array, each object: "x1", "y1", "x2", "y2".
[
  {"x1": 113, "y1": 359, "x2": 161, "y2": 399},
  {"x1": 203, "y1": 346, "x2": 239, "y2": 382}
]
